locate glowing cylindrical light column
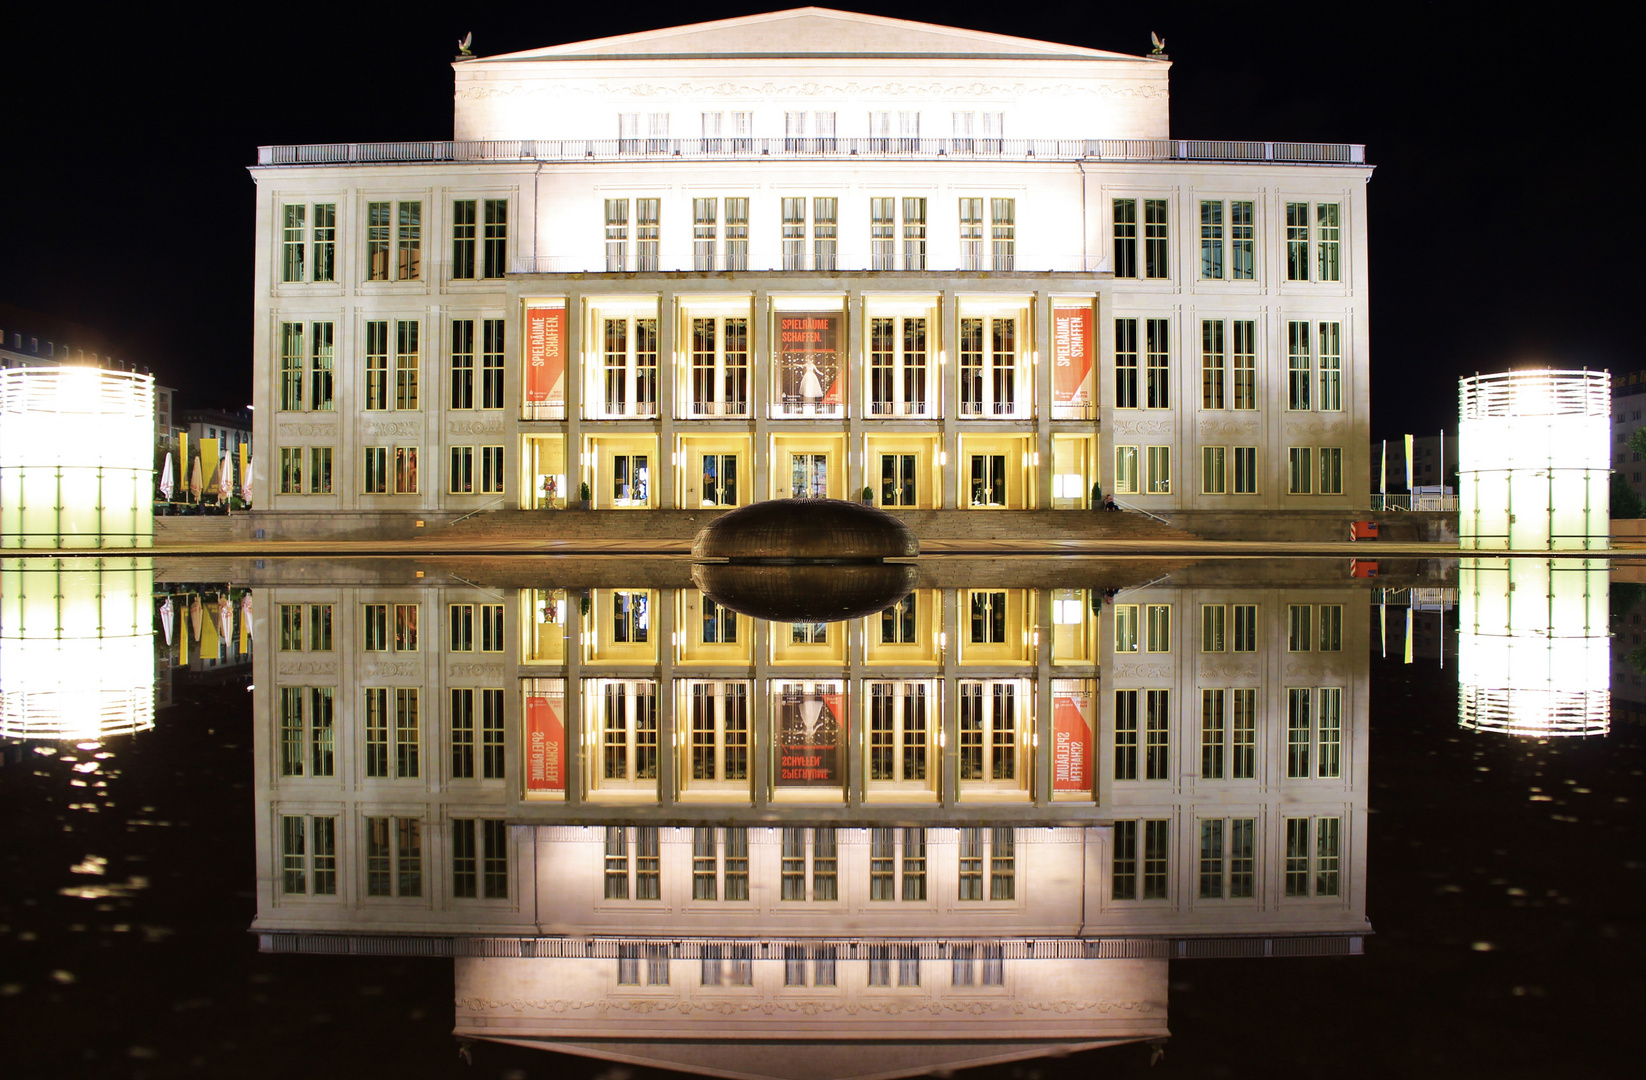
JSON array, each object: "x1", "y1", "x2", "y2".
[
  {"x1": 0, "y1": 366, "x2": 154, "y2": 548},
  {"x1": 1458, "y1": 369, "x2": 1609, "y2": 551},
  {"x1": 1456, "y1": 557, "x2": 1609, "y2": 738},
  {"x1": 0, "y1": 556, "x2": 156, "y2": 740}
]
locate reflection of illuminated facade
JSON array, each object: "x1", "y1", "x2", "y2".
[
  {"x1": 249, "y1": 569, "x2": 1368, "y2": 1075},
  {"x1": 0, "y1": 557, "x2": 155, "y2": 740},
  {"x1": 1457, "y1": 558, "x2": 1609, "y2": 737},
  {"x1": 251, "y1": 9, "x2": 1371, "y2": 527}
]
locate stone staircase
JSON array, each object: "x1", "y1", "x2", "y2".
[{"x1": 430, "y1": 507, "x2": 1195, "y2": 544}]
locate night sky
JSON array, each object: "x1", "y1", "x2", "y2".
[{"x1": 1, "y1": 1, "x2": 1637, "y2": 438}]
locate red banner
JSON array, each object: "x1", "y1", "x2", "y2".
[
  {"x1": 525, "y1": 691, "x2": 565, "y2": 794},
  {"x1": 778, "y1": 688, "x2": 843, "y2": 787},
  {"x1": 1052, "y1": 691, "x2": 1093, "y2": 793},
  {"x1": 525, "y1": 307, "x2": 566, "y2": 407},
  {"x1": 1052, "y1": 307, "x2": 1094, "y2": 408},
  {"x1": 777, "y1": 311, "x2": 842, "y2": 408}
]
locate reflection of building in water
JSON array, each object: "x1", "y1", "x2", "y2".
[
  {"x1": 1457, "y1": 558, "x2": 1609, "y2": 737},
  {"x1": 154, "y1": 584, "x2": 254, "y2": 686},
  {"x1": 0, "y1": 557, "x2": 155, "y2": 740},
  {"x1": 250, "y1": 571, "x2": 1368, "y2": 1076}
]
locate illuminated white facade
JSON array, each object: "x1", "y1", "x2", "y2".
[
  {"x1": 1458, "y1": 368, "x2": 1609, "y2": 550},
  {"x1": 250, "y1": 8, "x2": 1371, "y2": 528},
  {"x1": 0, "y1": 366, "x2": 154, "y2": 548},
  {"x1": 0, "y1": 557, "x2": 155, "y2": 740}
]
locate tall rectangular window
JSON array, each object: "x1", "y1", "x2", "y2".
[
  {"x1": 781, "y1": 828, "x2": 806, "y2": 901},
  {"x1": 278, "y1": 448, "x2": 303, "y2": 494},
  {"x1": 1112, "y1": 820, "x2": 1137, "y2": 899},
  {"x1": 1317, "y1": 203, "x2": 1341, "y2": 281},
  {"x1": 724, "y1": 197, "x2": 749, "y2": 269},
  {"x1": 279, "y1": 687, "x2": 303, "y2": 775},
  {"x1": 782, "y1": 197, "x2": 806, "y2": 270},
  {"x1": 1232, "y1": 688, "x2": 1257, "y2": 779},
  {"x1": 1143, "y1": 199, "x2": 1169, "y2": 278},
  {"x1": 1230, "y1": 201, "x2": 1255, "y2": 280},
  {"x1": 1232, "y1": 320, "x2": 1257, "y2": 410},
  {"x1": 450, "y1": 687, "x2": 475, "y2": 779},
  {"x1": 393, "y1": 447, "x2": 418, "y2": 494},
  {"x1": 1114, "y1": 445, "x2": 1140, "y2": 495},
  {"x1": 903, "y1": 197, "x2": 927, "y2": 269},
  {"x1": 364, "y1": 688, "x2": 386, "y2": 777},
  {"x1": 991, "y1": 198, "x2": 1015, "y2": 270},
  {"x1": 449, "y1": 447, "x2": 474, "y2": 494},
  {"x1": 1144, "y1": 689, "x2": 1170, "y2": 780},
  {"x1": 453, "y1": 818, "x2": 477, "y2": 898},
  {"x1": 1201, "y1": 320, "x2": 1225, "y2": 408},
  {"x1": 813, "y1": 827, "x2": 838, "y2": 900},
  {"x1": 813, "y1": 196, "x2": 837, "y2": 270},
  {"x1": 902, "y1": 828, "x2": 926, "y2": 900},
  {"x1": 362, "y1": 447, "x2": 387, "y2": 494},
  {"x1": 693, "y1": 827, "x2": 718, "y2": 900},
  {"x1": 990, "y1": 828, "x2": 1015, "y2": 900},
  {"x1": 957, "y1": 828, "x2": 984, "y2": 901},
  {"x1": 1288, "y1": 604, "x2": 1313, "y2": 652},
  {"x1": 395, "y1": 688, "x2": 420, "y2": 778},
  {"x1": 1199, "y1": 200, "x2": 1223, "y2": 279},
  {"x1": 635, "y1": 198, "x2": 658, "y2": 272},
  {"x1": 870, "y1": 197, "x2": 896, "y2": 270},
  {"x1": 1198, "y1": 818, "x2": 1224, "y2": 898},
  {"x1": 1288, "y1": 322, "x2": 1311, "y2": 410},
  {"x1": 307, "y1": 447, "x2": 332, "y2": 495},
  {"x1": 1114, "y1": 318, "x2": 1138, "y2": 409},
  {"x1": 450, "y1": 320, "x2": 474, "y2": 409},
  {"x1": 279, "y1": 323, "x2": 303, "y2": 411},
  {"x1": 281, "y1": 816, "x2": 307, "y2": 894},
  {"x1": 395, "y1": 321, "x2": 419, "y2": 410},
  {"x1": 305, "y1": 322, "x2": 334, "y2": 411},
  {"x1": 1146, "y1": 445, "x2": 1172, "y2": 494},
  {"x1": 604, "y1": 827, "x2": 629, "y2": 899},
  {"x1": 1285, "y1": 818, "x2": 1311, "y2": 896},
  {"x1": 1319, "y1": 605, "x2": 1343, "y2": 651},
  {"x1": 1202, "y1": 446, "x2": 1227, "y2": 495},
  {"x1": 1320, "y1": 447, "x2": 1344, "y2": 495},
  {"x1": 1318, "y1": 687, "x2": 1342, "y2": 778},
  {"x1": 1287, "y1": 687, "x2": 1312, "y2": 778},
  {"x1": 452, "y1": 200, "x2": 476, "y2": 279},
  {"x1": 1113, "y1": 689, "x2": 1138, "y2": 780},
  {"x1": 365, "y1": 321, "x2": 389, "y2": 411},
  {"x1": 694, "y1": 197, "x2": 718, "y2": 271},
  {"x1": 1233, "y1": 446, "x2": 1258, "y2": 494},
  {"x1": 1201, "y1": 688, "x2": 1226, "y2": 779},
  {"x1": 281, "y1": 204, "x2": 306, "y2": 283},
  {"x1": 1112, "y1": 199, "x2": 1137, "y2": 278},
  {"x1": 309, "y1": 687, "x2": 334, "y2": 775},
  {"x1": 1286, "y1": 202, "x2": 1310, "y2": 281},
  {"x1": 605, "y1": 199, "x2": 629, "y2": 271},
  {"x1": 1232, "y1": 605, "x2": 1257, "y2": 652},
  {"x1": 1288, "y1": 447, "x2": 1313, "y2": 494},
  {"x1": 1113, "y1": 603, "x2": 1139, "y2": 653},
  {"x1": 366, "y1": 201, "x2": 391, "y2": 281},
  {"x1": 960, "y1": 197, "x2": 983, "y2": 270},
  {"x1": 362, "y1": 604, "x2": 388, "y2": 651},
  {"x1": 1145, "y1": 319, "x2": 1169, "y2": 408},
  {"x1": 1201, "y1": 604, "x2": 1227, "y2": 652},
  {"x1": 1144, "y1": 604, "x2": 1171, "y2": 652},
  {"x1": 870, "y1": 827, "x2": 896, "y2": 900},
  {"x1": 1142, "y1": 819, "x2": 1169, "y2": 899},
  {"x1": 1318, "y1": 322, "x2": 1342, "y2": 411},
  {"x1": 397, "y1": 201, "x2": 422, "y2": 280},
  {"x1": 1316, "y1": 817, "x2": 1341, "y2": 896},
  {"x1": 482, "y1": 199, "x2": 507, "y2": 278}
]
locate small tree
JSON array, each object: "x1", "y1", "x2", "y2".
[
  {"x1": 1629, "y1": 428, "x2": 1646, "y2": 462},
  {"x1": 1611, "y1": 472, "x2": 1642, "y2": 519}
]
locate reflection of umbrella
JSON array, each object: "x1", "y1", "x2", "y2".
[
  {"x1": 188, "y1": 457, "x2": 203, "y2": 502},
  {"x1": 159, "y1": 454, "x2": 173, "y2": 501},
  {"x1": 158, "y1": 596, "x2": 174, "y2": 645},
  {"x1": 218, "y1": 596, "x2": 232, "y2": 641},
  {"x1": 219, "y1": 454, "x2": 232, "y2": 503},
  {"x1": 240, "y1": 449, "x2": 252, "y2": 504},
  {"x1": 189, "y1": 595, "x2": 204, "y2": 643},
  {"x1": 241, "y1": 593, "x2": 253, "y2": 643}
]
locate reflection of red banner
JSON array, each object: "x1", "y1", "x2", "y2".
[
  {"x1": 525, "y1": 307, "x2": 566, "y2": 406},
  {"x1": 778, "y1": 312, "x2": 842, "y2": 406},
  {"x1": 778, "y1": 690, "x2": 843, "y2": 786},
  {"x1": 525, "y1": 693, "x2": 565, "y2": 793},
  {"x1": 1052, "y1": 693, "x2": 1093, "y2": 793},
  {"x1": 1052, "y1": 307, "x2": 1094, "y2": 407}
]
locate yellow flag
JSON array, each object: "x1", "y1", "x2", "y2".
[
  {"x1": 1404, "y1": 606, "x2": 1414, "y2": 664},
  {"x1": 200, "y1": 439, "x2": 220, "y2": 497},
  {"x1": 1404, "y1": 434, "x2": 1415, "y2": 492}
]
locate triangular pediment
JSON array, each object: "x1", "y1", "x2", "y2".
[{"x1": 471, "y1": 8, "x2": 1137, "y2": 62}]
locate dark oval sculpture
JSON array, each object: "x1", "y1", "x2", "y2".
[
  {"x1": 692, "y1": 498, "x2": 918, "y2": 563},
  {"x1": 692, "y1": 562, "x2": 920, "y2": 623}
]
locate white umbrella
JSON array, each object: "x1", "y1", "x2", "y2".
[
  {"x1": 219, "y1": 451, "x2": 232, "y2": 504},
  {"x1": 241, "y1": 455, "x2": 253, "y2": 504},
  {"x1": 159, "y1": 596, "x2": 174, "y2": 645},
  {"x1": 159, "y1": 453, "x2": 173, "y2": 501}
]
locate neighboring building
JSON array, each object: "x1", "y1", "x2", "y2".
[
  {"x1": 182, "y1": 407, "x2": 253, "y2": 462},
  {"x1": 1611, "y1": 370, "x2": 1646, "y2": 499},
  {"x1": 1370, "y1": 433, "x2": 1455, "y2": 495},
  {"x1": 249, "y1": 7, "x2": 1372, "y2": 530}
]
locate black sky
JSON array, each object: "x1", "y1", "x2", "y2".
[{"x1": 1, "y1": 1, "x2": 1638, "y2": 437}]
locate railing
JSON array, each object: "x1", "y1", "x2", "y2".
[
  {"x1": 510, "y1": 251, "x2": 1104, "y2": 273},
  {"x1": 1372, "y1": 493, "x2": 1459, "y2": 512},
  {"x1": 258, "y1": 137, "x2": 1366, "y2": 168},
  {"x1": 1110, "y1": 498, "x2": 1176, "y2": 528}
]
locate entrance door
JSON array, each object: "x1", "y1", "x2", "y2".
[
  {"x1": 880, "y1": 454, "x2": 917, "y2": 507},
  {"x1": 700, "y1": 453, "x2": 739, "y2": 507},
  {"x1": 612, "y1": 454, "x2": 649, "y2": 506},
  {"x1": 969, "y1": 454, "x2": 1007, "y2": 507},
  {"x1": 791, "y1": 454, "x2": 828, "y2": 499}
]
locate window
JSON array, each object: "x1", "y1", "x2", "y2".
[
  {"x1": 685, "y1": 680, "x2": 749, "y2": 788},
  {"x1": 1288, "y1": 605, "x2": 1313, "y2": 652},
  {"x1": 1114, "y1": 445, "x2": 1139, "y2": 495},
  {"x1": 392, "y1": 603, "x2": 418, "y2": 651},
  {"x1": 304, "y1": 447, "x2": 331, "y2": 495},
  {"x1": 365, "y1": 816, "x2": 422, "y2": 897},
  {"x1": 1320, "y1": 447, "x2": 1343, "y2": 495},
  {"x1": 1287, "y1": 322, "x2": 1311, "y2": 410},
  {"x1": 1201, "y1": 688, "x2": 1225, "y2": 779},
  {"x1": 1288, "y1": 447, "x2": 1313, "y2": 495},
  {"x1": 279, "y1": 815, "x2": 337, "y2": 896},
  {"x1": 279, "y1": 203, "x2": 336, "y2": 283},
  {"x1": 309, "y1": 322, "x2": 335, "y2": 411},
  {"x1": 969, "y1": 591, "x2": 1008, "y2": 645},
  {"x1": 1146, "y1": 445, "x2": 1171, "y2": 494},
  {"x1": 279, "y1": 323, "x2": 303, "y2": 410},
  {"x1": 1112, "y1": 819, "x2": 1169, "y2": 899},
  {"x1": 867, "y1": 681, "x2": 930, "y2": 788},
  {"x1": 686, "y1": 315, "x2": 749, "y2": 417},
  {"x1": 781, "y1": 827, "x2": 840, "y2": 902},
  {"x1": 1232, "y1": 320, "x2": 1257, "y2": 410},
  {"x1": 724, "y1": 196, "x2": 749, "y2": 269},
  {"x1": 1198, "y1": 818, "x2": 1255, "y2": 899},
  {"x1": 450, "y1": 687, "x2": 505, "y2": 780},
  {"x1": 1318, "y1": 687, "x2": 1342, "y2": 778},
  {"x1": 1113, "y1": 604, "x2": 1139, "y2": 653},
  {"x1": 602, "y1": 826, "x2": 659, "y2": 900},
  {"x1": 1114, "y1": 689, "x2": 1138, "y2": 780},
  {"x1": 991, "y1": 198, "x2": 1016, "y2": 270},
  {"x1": 1200, "y1": 200, "x2": 1224, "y2": 279},
  {"x1": 1144, "y1": 688, "x2": 1170, "y2": 780},
  {"x1": 702, "y1": 945, "x2": 755, "y2": 988},
  {"x1": 1201, "y1": 320, "x2": 1225, "y2": 408},
  {"x1": 398, "y1": 201, "x2": 421, "y2": 279},
  {"x1": 452, "y1": 818, "x2": 508, "y2": 899},
  {"x1": 990, "y1": 828, "x2": 1015, "y2": 900},
  {"x1": 960, "y1": 198, "x2": 984, "y2": 270},
  {"x1": 598, "y1": 316, "x2": 659, "y2": 417},
  {"x1": 1318, "y1": 322, "x2": 1342, "y2": 411},
  {"x1": 880, "y1": 593, "x2": 917, "y2": 644},
  {"x1": 870, "y1": 197, "x2": 895, "y2": 270},
  {"x1": 1317, "y1": 203, "x2": 1341, "y2": 281},
  {"x1": 362, "y1": 447, "x2": 387, "y2": 494},
  {"x1": 278, "y1": 605, "x2": 304, "y2": 651},
  {"x1": 362, "y1": 604, "x2": 388, "y2": 652},
  {"x1": 1202, "y1": 446, "x2": 1227, "y2": 494},
  {"x1": 958, "y1": 316, "x2": 1020, "y2": 417},
  {"x1": 482, "y1": 199, "x2": 507, "y2": 278},
  {"x1": 604, "y1": 827, "x2": 628, "y2": 899},
  {"x1": 1231, "y1": 201, "x2": 1255, "y2": 280},
  {"x1": 278, "y1": 448, "x2": 303, "y2": 494},
  {"x1": 702, "y1": 598, "x2": 738, "y2": 644},
  {"x1": 450, "y1": 320, "x2": 475, "y2": 409},
  {"x1": 1232, "y1": 688, "x2": 1257, "y2": 778},
  {"x1": 370, "y1": 201, "x2": 422, "y2": 281},
  {"x1": 959, "y1": 681, "x2": 1023, "y2": 790},
  {"x1": 694, "y1": 197, "x2": 718, "y2": 271},
  {"x1": 1144, "y1": 604, "x2": 1171, "y2": 652},
  {"x1": 1113, "y1": 199, "x2": 1137, "y2": 278},
  {"x1": 1285, "y1": 816, "x2": 1342, "y2": 897},
  {"x1": 593, "y1": 680, "x2": 659, "y2": 791},
  {"x1": 449, "y1": 447, "x2": 474, "y2": 494},
  {"x1": 868, "y1": 316, "x2": 929, "y2": 417},
  {"x1": 1319, "y1": 605, "x2": 1343, "y2": 651},
  {"x1": 1145, "y1": 319, "x2": 1170, "y2": 408},
  {"x1": 867, "y1": 945, "x2": 920, "y2": 988},
  {"x1": 613, "y1": 591, "x2": 649, "y2": 644},
  {"x1": 1286, "y1": 202, "x2": 1310, "y2": 281},
  {"x1": 903, "y1": 197, "x2": 927, "y2": 269},
  {"x1": 365, "y1": 321, "x2": 389, "y2": 411},
  {"x1": 395, "y1": 321, "x2": 419, "y2": 410},
  {"x1": 604, "y1": 199, "x2": 629, "y2": 271},
  {"x1": 634, "y1": 198, "x2": 658, "y2": 271},
  {"x1": 1143, "y1": 199, "x2": 1169, "y2": 278},
  {"x1": 1201, "y1": 604, "x2": 1226, "y2": 652},
  {"x1": 784, "y1": 945, "x2": 837, "y2": 987},
  {"x1": 691, "y1": 827, "x2": 750, "y2": 902},
  {"x1": 451, "y1": 200, "x2": 477, "y2": 278},
  {"x1": 481, "y1": 446, "x2": 504, "y2": 494},
  {"x1": 366, "y1": 202, "x2": 391, "y2": 280},
  {"x1": 1233, "y1": 446, "x2": 1258, "y2": 494},
  {"x1": 1114, "y1": 318, "x2": 1138, "y2": 408}
]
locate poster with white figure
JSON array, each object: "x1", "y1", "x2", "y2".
[{"x1": 777, "y1": 311, "x2": 841, "y2": 413}]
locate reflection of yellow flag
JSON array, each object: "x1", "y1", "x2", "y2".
[
  {"x1": 200, "y1": 439, "x2": 220, "y2": 493},
  {"x1": 239, "y1": 444, "x2": 251, "y2": 503},
  {"x1": 175, "y1": 602, "x2": 189, "y2": 667},
  {"x1": 1379, "y1": 602, "x2": 1387, "y2": 658},
  {"x1": 176, "y1": 433, "x2": 189, "y2": 500},
  {"x1": 201, "y1": 600, "x2": 221, "y2": 658},
  {"x1": 1404, "y1": 606, "x2": 1414, "y2": 664}
]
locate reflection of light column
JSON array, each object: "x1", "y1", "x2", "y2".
[
  {"x1": 1458, "y1": 369, "x2": 1609, "y2": 551},
  {"x1": 1457, "y1": 557, "x2": 1609, "y2": 737},
  {"x1": 0, "y1": 367, "x2": 154, "y2": 548},
  {"x1": 0, "y1": 557, "x2": 156, "y2": 740}
]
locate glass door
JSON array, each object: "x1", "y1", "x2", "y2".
[
  {"x1": 791, "y1": 453, "x2": 828, "y2": 499},
  {"x1": 880, "y1": 454, "x2": 917, "y2": 507},
  {"x1": 613, "y1": 454, "x2": 650, "y2": 506},
  {"x1": 969, "y1": 454, "x2": 1006, "y2": 507},
  {"x1": 700, "y1": 453, "x2": 739, "y2": 506}
]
